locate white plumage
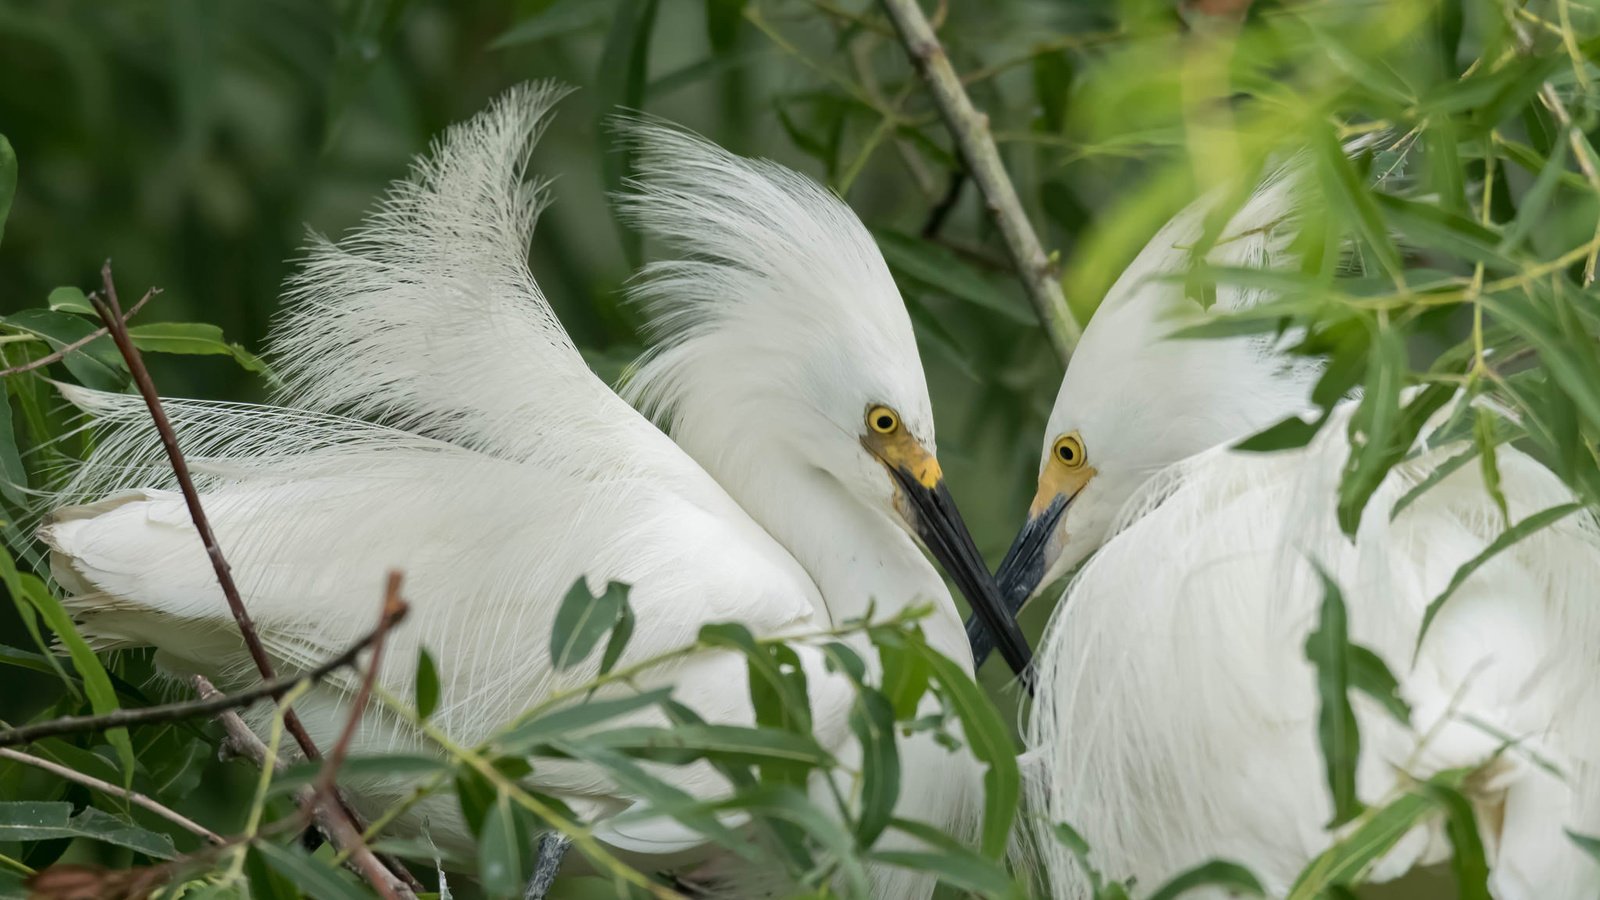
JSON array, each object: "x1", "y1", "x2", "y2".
[
  {"x1": 40, "y1": 83, "x2": 986, "y2": 898},
  {"x1": 999, "y1": 161, "x2": 1600, "y2": 897}
]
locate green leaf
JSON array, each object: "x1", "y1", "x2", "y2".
[
  {"x1": 873, "y1": 230, "x2": 1035, "y2": 325},
  {"x1": 916, "y1": 641, "x2": 1019, "y2": 859},
  {"x1": 581, "y1": 723, "x2": 835, "y2": 768},
  {"x1": 705, "y1": 0, "x2": 746, "y2": 53},
  {"x1": 1147, "y1": 859, "x2": 1265, "y2": 900},
  {"x1": 478, "y1": 790, "x2": 534, "y2": 898},
  {"x1": 498, "y1": 688, "x2": 672, "y2": 754},
  {"x1": 1236, "y1": 414, "x2": 1325, "y2": 453},
  {"x1": 549, "y1": 579, "x2": 630, "y2": 671},
  {"x1": 1420, "y1": 782, "x2": 1490, "y2": 900},
  {"x1": 598, "y1": 589, "x2": 634, "y2": 677},
  {"x1": 1416, "y1": 503, "x2": 1584, "y2": 654},
  {"x1": 1032, "y1": 50, "x2": 1074, "y2": 133},
  {"x1": 1346, "y1": 646, "x2": 1409, "y2": 725},
  {"x1": 127, "y1": 322, "x2": 268, "y2": 374},
  {"x1": 847, "y1": 688, "x2": 899, "y2": 848},
  {"x1": 256, "y1": 842, "x2": 371, "y2": 900},
  {"x1": 1500, "y1": 138, "x2": 1569, "y2": 253},
  {"x1": 1372, "y1": 193, "x2": 1511, "y2": 269},
  {"x1": 454, "y1": 765, "x2": 497, "y2": 838},
  {"x1": 0, "y1": 383, "x2": 28, "y2": 505},
  {"x1": 0, "y1": 553, "x2": 134, "y2": 785},
  {"x1": 269, "y1": 754, "x2": 450, "y2": 794},
  {"x1": 1567, "y1": 829, "x2": 1600, "y2": 864},
  {"x1": 0, "y1": 134, "x2": 14, "y2": 247},
  {"x1": 1304, "y1": 567, "x2": 1363, "y2": 828},
  {"x1": 492, "y1": 0, "x2": 612, "y2": 49},
  {"x1": 243, "y1": 845, "x2": 301, "y2": 900},
  {"x1": 1287, "y1": 769, "x2": 1472, "y2": 898},
  {"x1": 1312, "y1": 127, "x2": 1402, "y2": 282},
  {"x1": 874, "y1": 629, "x2": 930, "y2": 720},
  {"x1": 597, "y1": 0, "x2": 658, "y2": 268},
  {"x1": 1391, "y1": 446, "x2": 1477, "y2": 520},
  {"x1": 713, "y1": 784, "x2": 870, "y2": 897},
  {"x1": 46, "y1": 286, "x2": 94, "y2": 316},
  {"x1": 0, "y1": 802, "x2": 175, "y2": 859},
  {"x1": 415, "y1": 647, "x2": 440, "y2": 720},
  {"x1": 3, "y1": 308, "x2": 128, "y2": 391},
  {"x1": 1474, "y1": 407, "x2": 1510, "y2": 526},
  {"x1": 876, "y1": 818, "x2": 1024, "y2": 898}
]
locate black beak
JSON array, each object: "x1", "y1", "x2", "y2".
[
  {"x1": 890, "y1": 467, "x2": 1035, "y2": 692},
  {"x1": 965, "y1": 493, "x2": 1068, "y2": 669}
]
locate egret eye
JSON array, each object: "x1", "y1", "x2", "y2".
[
  {"x1": 867, "y1": 406, "x2": 900, "y2": 435},
  {"x1": 1053, "y1": 433, "x2": 1086, "y2": 468}
]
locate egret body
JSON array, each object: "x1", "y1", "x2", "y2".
[
  {"x1": 988, "y1": 164, "x2": 1600, "y2": 897},
  {"x1": 41, "y1": 84, "x2": 1021, "y2": 899}
]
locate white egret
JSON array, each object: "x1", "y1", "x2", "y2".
[
  {"x1": 39, "y1": 83, "x2": 1027, "y2": 898},
  {"x1": 982, "y1": 163, "x2": 1600, "y2": 896}
]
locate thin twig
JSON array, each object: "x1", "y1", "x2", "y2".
[
  {"x1": 88, "y1": 262, "x2": 419, "y2": 894},
  {"x1": 0, "y1": 602, "x2": 409, "y2": 748},
  {"x1": 879, "y1": 0, "x2": 1080, "y2": 362},
  {"x1": 0, "y1": 288, "x2": 158, "y2": 379},
  {"x1": 920, "y1": 170, "x2": 965, "y2": 238},
  {"x1": 0, "y1": 747, "x2": 226, "y2": 845}
]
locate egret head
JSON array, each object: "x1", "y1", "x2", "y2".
[
  {"x1": 992, "y1": 165, "x2": 1318, "y2": 612},
  {"x1": 619, "y1": 120, "x2": 1030, "y2": 672}
]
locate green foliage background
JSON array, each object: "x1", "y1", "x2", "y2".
[{"x1": 1, "y1": 0, "x2": 1599, "y2": 897}]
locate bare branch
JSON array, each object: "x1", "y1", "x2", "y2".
[
  {"x1": 879, "y1": 0, "x2": 1080, "y2": 362},
  {"x1": 0, "y1": 747, "x2": 225, "y2": 845},
  {"x1": 87, "y1": 262, "x2": 420, "y2": 895},
  {"x1": 0, "y1": 601, "x2": 409, "y2": 748},
  {"x1": 0, "y1": 287, "x2": 158, "y2": 379}
]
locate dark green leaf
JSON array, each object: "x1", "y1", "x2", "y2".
[
  {"x1": 1567, "y1": 829, "x2": 1600, "y2": 864},
  {"x1": 1346, "y1": 646, "x2": 1409, "y2": 724},
  {"x1": 270, "y1": 754, "x2": 450, "y2": 794},
  {"x1": 415, "y1": 647, "x2": 440, "y2": 720},
  {"x1": 3, "y1": 308, "x2": 128, "y2": 391},
  {"x1": 1235, "y1": 414, "x2": 1324, "y2": 453},
  {"x1": 877, "y1": 818, "x2": 1024, "y2": 898},
  {"x1": 0, "y1": 802, "x2": 175, "y2": 859},
  {"x1": 549, "y1": 579, "x2": 630, "y2": 671},
  {"x1": 1304, "y1": 567, "x2": 1363, "y2": 828},
  {"x1": 597, "y1": 0, "x2": 658, "y2": 268},
  {"x1": 478, "y1": 790, "x2": 534, "y2": 898},
  {"x1": 873, "y1": 230, "x2": 1035, "y2": 325},
  {"x1": 916, "y1": 641, "x2": 1019, "y2": 859},
  {"x1": 256, "y1": 842, "x2": 371, "y2": 900},
  {"x1": 598, "y1": 592, "x2": 634, "y2": 676},
  {"x1": 493, "y1": 0, "x2": 611, "y2": 48},
  {"x1": 1416, "y1": 503, "x2": 1583, "y2": 654},
  {"x1": 1372, "y1": 193, "x2": 1511, "y2": 270},
  {"x1": 847, "y1": 688, "x2": 899, "y2": 847},
  {"x1": 1313, "y1": 127, "x2": 1402, "y2": 281},
  {"x1": 1147, "y1": 859, "x2": 1265, "y2": 900},
  {"x1": 455, "y1": 765, "x2": 497, "y2": 838},
  {"x1": 713, "y1": 784, "x2": 869, "y2": 896},
  {"x1": 1288, "y1": 769, "x2": 1471, "y2": 897},
  {"x1": 0, "y1": 134, "x2": 14, "y2": 247},
  {"x1": 1474, "y1": 407, "x2": 1510, "y2": 526},
  {"x1": 0, "y1": 383, "x2": 28, "y2": 505},
  {"x1": 705, "y1": 0, "x2": 746, "y2": 53},
  {"x1": 1420, "y1": 782, "x2": 1490, "y2": 900},
  {"x1": 1501, "y1": 139, "x2": 1569, "y2": 253},
  {"x1": 1032, "y1": 50, "x2": 1074, "y2": 133},
  {"x1": 581, "y1": 723, "x2": 834, "y2": 768}
]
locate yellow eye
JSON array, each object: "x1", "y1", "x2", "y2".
[
  {"x1": 1053, "y1": 433, "x2": 1086, "y2": 469},
  {"x1": 867, "y1": 405, "x2": 900, "y2": 434}
]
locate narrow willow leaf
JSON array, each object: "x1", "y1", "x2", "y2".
[
  {"x1": 879, "y1": 818, "x2": 1025, "y2": 898},
  {"x1": 269, "y1": 754, "x2": 450, "y2": 794},
  {"x1": 597, "y1": 0, "x2": 658, "y2": 267},
  {"x1": 700, "y1": 622, "x2": 811, "y2": 736},
  {"x1": 1372, "y1": 193, "x2": 1511, "y2": 269},
  {"x1": 873, "y1": 629, "x2": 930, "y2": 720},
  {"x1": 1304, "y1": 568, "x2": 1363, "y2": 828},
  {"x1": 478, "y1": 790, "x2": 534, "y2": 898},
  {"x1": 243, "y1": 845, "x2": 301, "y2": 900},
  {"x1": 498, "y1": 688, "x2": 672, "y2": 754},
  {"x1": 1032, "y1": 50, "x2": 1074, "y2": 133},
  {"x1": 1474, "y1": 407, "x2": 1510, "y2": 526},
  {"x1": 873, "y1": 229, "x2": 1035, "y2": 325},
  {"x1": 713, "y1": 784, "x2": 870, "y2": 897},
  {"x1": 1391, "y1": 446, "x2": 1477, "y2": 520},
  {"x1": 0, "y1": 554, "x2": 134, "y2": 784},
  {"x1": 415, "y1": 647, "x2": 440, "y2": 720},
  {"x1": 454, "y1": 765, "x2": 497, "y2": 838},
  {"x1": 1346, "y1": 646, "x2": 1409, "y2": 724},
  {"x1": 847, "y1": 688, "x2": 899, "y2": 847},
  {"x1": 492, "y1": 0, "x2": 610, "y2": 48},
  {"x1": 46, "y1": 286, "x2": 93, "y2": 316},
  {"x1": 1416, "y1": 503, "x2": 1583, "y2": 654},
  {"x1": 581, "y1": 723, "x2": 834, "y2": 768},
  {"x1": 127, "y1": 322, "x2": 268, "y2": 374},
  {"x1": 549, "y1": 579, "x2": 629, "y2": 671},
  {"x1": 1236, "y1": 414, "x2": 1324, "y2": 453},
  {"x1": 0, "y1": 383, "x2": 28, "y2": 505},
  {"x1": 1501, "y1": 139, "x2": 1569, "y2": 252},
  {"x1": 1420, "y1": 782, "x2": 1490, "y2": 900},
  {"x1": 0, "y1": 802, "x2": 175, "y2": 859},
  {"x1": 256, "y1": 842, "x2": 371, "y2": 900},
  {"x1": 1147, "y1": 859, "x2": 1265, "y2": 900},
  {"x1": 0, "y1": 134, "x2": 13, "y2": 246},
  {"x1": 1337, "y1": 326, "x2": 1405, "y2": 535},
  {"x1": 598, "y1": 592, "x2": 634, "y2": 677},
  {"x1": 917, "y1": 642, "x2": 1019, "y2": 859},
  {"x1": 1312, "y1": 127, "x2": 1402, "y2": 281},
  {"x1": 1567, "y1": 829, "x2": 1600, "y2": 863}
]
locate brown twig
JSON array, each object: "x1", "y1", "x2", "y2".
[
  {"x1": 879, "y1": 0, "x2": 1081, "y2": 362},
  {"x1": 0, "y1": 287, "x2": 158, "y2": 379},
  {"x1": 87, "y1": 262, "x2": 419, "y2": 895},
  {"x1": 0, "y1": 601, "x2": 409, "y2": 748},
  {"x1": 0, "y1": 747, "x2": 226, "y2": 845}
]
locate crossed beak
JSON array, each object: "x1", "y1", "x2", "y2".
[{"x1": 865, "y1": 434, "x2": 1035, "y2": 689}]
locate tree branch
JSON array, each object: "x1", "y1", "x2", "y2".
[
  {"x1": 0, "y1": 748, "x2": 225, "y2": 846},
  {"x1": 0, "y1": 600, "x2": 409, "y2": 748},
  {"x1": 87, "y1": 262, "x2": 420, "y2": 895},
  {"x1": 879, "y1": 0, "x2": 1080, "y2": 362}
]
